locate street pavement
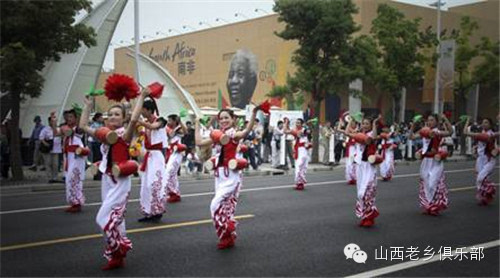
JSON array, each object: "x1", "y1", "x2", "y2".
[{"x1": 0, "y1": 160, "x2": 498, "y2": 277}]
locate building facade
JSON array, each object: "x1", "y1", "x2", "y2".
[{"x1": 101, "y1": 0, "x2": 499, "y2": 123}]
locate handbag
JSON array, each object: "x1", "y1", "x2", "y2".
[{"x1": 40, "y1": 140, "x2": 53, "y2": 153}]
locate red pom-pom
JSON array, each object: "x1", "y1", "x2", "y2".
[
  {"x1": 148, "y1": 82, "x2": 164, "y2": 99},
  {"x1": 259, "y1": 99, "x2": 271, "y2": 114},
  {"x1": 104, "y1": 74, "x2": 139, "y2": 102}
]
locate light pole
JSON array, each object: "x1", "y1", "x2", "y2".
[
  {"x1": 430, "y1": 0, "x2": 445, "y2": 114},
  {"x1": 254, "y1": 8, "x2": 269, "y2": 14},
  {"x1": 198, "y1": 21, "x2": 213, "y2": 28},
  {"x1": 215, "y1": 17, "x2": 229, "y2": 24},
  {"x1": 182, "y1": 25, "x2": 196, "y2": 31},
  {"x1": 234, "y1": 12, "x2": 249, "y2": 19}
]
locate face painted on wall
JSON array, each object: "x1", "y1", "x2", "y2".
[{"x1": 226, "y1": 50, "x2": 257, "y2": 109}]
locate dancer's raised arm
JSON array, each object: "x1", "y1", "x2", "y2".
[
  {"x1": 79, "y1": 96, "x2": 96, "y2": 137},
  {"x1": 124, "y1": 87, "x2": 150, "y2": 142}
]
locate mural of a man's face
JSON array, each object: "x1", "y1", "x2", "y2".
[{"x1": 226, "y1": 50, "x2": 257, "y2": 109}]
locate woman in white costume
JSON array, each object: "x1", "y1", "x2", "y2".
[
  {"x1": 137, "y1": 97, "x2": 168, "y2": 222},
  {"x1": 337, "y1": 118, "x2": 358, "y2": 185},
  {"x1": 379, "y1": 127, "x2": 397, "y2": 181},
  {"x1": 62, "y1": 109, "x2": 86, "y2": 213},
  {"x1": 410, "y1": 114, "x2": 452, "y2": 216},
  {"x1": 80, "y1": 86, "x2": 149, "y2": 270},
  {"x1": 195, "y1": 107, "x2": 260, "y2": 249},
  {"x1": 346, "y1": 115, "x2": 381, "y2": 227},
  {"x1": 164, "y1": 114, "x2": 187, "y2": 203},
  {"x1": 283, "y1": 118, "x2": 311, "y2": 190},
  {"x1": 463, "y1": 117, "x2": 498, "y2": 205}
]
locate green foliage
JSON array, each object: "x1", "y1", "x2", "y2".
[
  {"x1": 294, "y1": 92, "x2": 304, "y2": 109},
  {"x1": 273, "y1": 0, "x2": 370, "y2": 163},
  {"x1": 371, "y1": 4, "x2": 433, "y2": 98},
  {"x1": 273, "y1": 0, "x2": 367, "y2": 100},
  {"x1": 267, "y1": 73, "x2": 301, "y2": 110},
  {"x1": 1, "y1": 0, "x2": 97, "y2": 99},
  {"x1": 0, "y1": 43, "x2": 44, "y2": 97},
  {"x1": 473, "y1": 37, "x2": 499, "y2": 91},
  {"x1": 1, "y1": 0, "x2": 97, "y2": 180},
  {"x1": 449, "y1": 16, "x2": 479, "y2": 98},
  {"x1": 348, "y1": 35, "x2": 381, "y2": 84}
]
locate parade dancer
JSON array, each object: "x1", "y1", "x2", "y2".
[
  {"x1": 79, "y1": 74, "x2": 148, "y2": 270},
  {"x1": 411, "y1": 114, "x2": 452, "y2": 216},
  {"x1": 165, "y1": 114, "x2": 187, "y2": 203},
  {"x1": 61, "y1": 109, "x2": 86, "y2": 213},
  {"x1": 195, "y1": 105, "x2": 261, "y2": 249},
  {"x1": 347, "y1": 115, "x2": 382, "y2": 227},
  {"x1": 337, "y1": 118, "x2": 358, "y2": 185},
  {"x1": 137, "y1": 96, "x2": 168, "y2": 222},
  {"x1": 379, "y1": 127, "x2": 397, "y2": 181},
  {"x1": 463, "y1": 117, "x2": 498, "y2": 205},
  {"x1": 284, "y1": 118, "x2": 311, "y2": 191}
]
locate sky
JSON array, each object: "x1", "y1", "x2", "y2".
[{"x1": 97, "y1": 0, "x2": 483, "y2": 70}]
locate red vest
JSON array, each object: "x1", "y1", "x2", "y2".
[{"x1": 217, "y1": 139, "x2": 238, "y2": 167}]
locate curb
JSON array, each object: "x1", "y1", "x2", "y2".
[{"x1": 1, "y1": 156, "x2": 476, "y2": 193}]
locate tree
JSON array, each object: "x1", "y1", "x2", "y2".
[
  {"x1": 449, "y1": 16, "x2": 480, "y2": 119},
  {"x1": 267, "y1": 73, "x2": 304, "y2": 110},
  {"x1": 1, "y1": 1, "x2": 96, "y2": 180},
  {"x1": 472, "y1": 37, "x2": 499, "y2": 108},
  {"x1": 273, "y1": 0, "x2": 372, "y2": 163},
  {"x1": 370, "y1": 4, "x2": 434, "y2": 123}
]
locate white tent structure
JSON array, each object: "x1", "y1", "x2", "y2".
[{"x1": 18, "y1": 0, "x2": 128, "y2": 136}]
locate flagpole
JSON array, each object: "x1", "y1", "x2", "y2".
[{"x1": 134, "y1": 0, "x2": 141, "y2": 83}]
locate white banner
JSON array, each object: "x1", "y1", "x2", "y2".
[{"x1": 269, "y1": 110, "x2": 303, "y2": 128}]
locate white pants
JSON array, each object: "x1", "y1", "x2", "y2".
[
  {"x1": 165, "y1": 152, "x2": 183, "y2": 197},
  {"x1": 271, "y1": 140, "x2": 280, "y2": 167},
  {"x1": 355, "y1": 161, "x2": 378, "y2": 219},
  {"x1": 475, "y1": 154, "x2": 496, "y2": 203},
  {"x1": 345, "y1": 145, "x2": 356, "y2": 182},
  {"x1": 96, "y1": 174, "x2": 132, "y2": 260},
  {"x1": 65, "y1": 153, "x2": 85, "y2": 206},
  {"x1": 211, "y1": 167, "x2": 241, "y2": 239},
  {"x1": 380, "y1": 150, "x2": 395, "y2": 179},
  {"x1": 140, "y1": 150, "x2": 167, "y2": 216},
  {"x1": 419, "y1": 157, "x2": 448, "y2": 212},
  {"x1": 42, "y1": 153, "x2": 59, "y2": 181},
  {"x1": 295, "y1": 147, "x2": 309, "y2": 185}
]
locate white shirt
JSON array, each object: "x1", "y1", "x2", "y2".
[
  {"x1": 39, "y1": 126, "x2": 62, "y2": 153},
  {"x1": 52, "y1": 136, "x2": 62, "y2": 154},
  {"x1": 187, "y1": 152, "x2": 200, "y2": 162},
  {"x1": 39, "y1": 126, "x2": 54, "y2": 141}
]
